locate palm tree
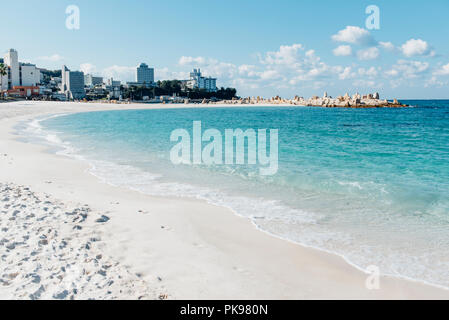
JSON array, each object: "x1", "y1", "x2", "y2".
[{"x1": 0, "y1": 63, "x2": 7, "y2": 100}]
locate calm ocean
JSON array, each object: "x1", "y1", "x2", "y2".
[{"x1": 32, "y1": 101, "x2": 449, "y2": 288}]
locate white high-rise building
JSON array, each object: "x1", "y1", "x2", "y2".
[
  {"x1": 21, "y1": 63, "x2": 41, "y2": 87},
  {"x1": 61, "y1": 65, "x2": 85, "y2": 100},
  {"x1": 1, "y1": 49, "x2": 41, "y2": 90},
  {"x1": 4, "y1": 49, "x2": 19, "y2": 88},
  {"x1": 136, "y1": 63, "x2": 154, "y2": 85},
  {"x1": 186, "y1": 68, "x2": 217, "y2": 92},
  {"x1": 84, "y1": 74, "x2": 103, "y2": 87}
]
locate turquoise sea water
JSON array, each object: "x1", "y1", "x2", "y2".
[{"x1": 33, "y1": 101, "x2": 449, "y2": 288}]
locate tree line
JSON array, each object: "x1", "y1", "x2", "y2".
[{"x1": 122, "y1": 80, "x2": 238, "y2": 101}]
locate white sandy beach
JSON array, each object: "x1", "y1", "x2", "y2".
[{"x1": 0, "y1": 100, "x2": 448, "y2": 300}]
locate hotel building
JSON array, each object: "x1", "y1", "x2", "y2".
[
  {"x1": 1, "y1": 49, "x2": 41, "y2": 90},
  {"x1": 61, "y1": 65, "x2": 86, "y2": 100},
  {"x1": 187, "y1": 69, "x2": 217, "y2": 92},
  {"x1": 137, "y1": 63, "x2": 154, "y2": 85}
]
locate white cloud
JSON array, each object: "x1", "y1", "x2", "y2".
[
  {"x1": 358, "y1": 67, "x2": 379, "y2": 78},
  {"x1": 260, "y1": 69, "x2": 282, "y2": 80},
  {"x1": 308, "y1": 67, "x2": 326, "y2": 78},
  {"x1": 339, "y1": 67, "x2": 355, "y2": 80},
  {"x1": 385, "y1": 69, "x2": 399, "y2": 77},
  {"x1": 379, "y1": 41, "x2": 396, "y2": 52},
  {"x1": 312, "y1": 81, "x2": 327, "y2": 90},
  {"x1": 238, "y1": 64, "x2": 258, "y2": 77},
  {"x1": 257, "y1": 45, "x2": 348, "y2": 88},
  {"x1": 260, "y1": 44, "x2": 304, "y2": 65},
  {"x1": 331, "y1": 26, "x2": 375, "y2": 45},
  {"x1": 433, "y1": 63, "x2": 449, "y2": 76},
  {"x1": 357, "y1": 47, "x2": 380, "y2": 60},
  {"x1": 401, "y1": 39, "x2": 434, "y2": 57},
  {"x1": 232, "y1": 77, "x2": 261, "y2": 90},
  {"x1": 178, "y1": 56, "x2": 207, "y2": 66},
  {"x1": 37, "y1": 54, "x2": 64, "y2": 62},
  {"x1": 352, "y1": 79, "x2": 382, "y2": 88},
  {"x1": 155, "y1": 67, "x2": 189, "y2": 81},
  {"x1": 424, "y1": 76, "x2": 447, "y2": 88},
  {"x1": 80, "y1": 63, "x2": 97, "y2": 75},
  {"x1": 102, "y1": 65, "x2": 136, "y2": 82},
  {"x1": 385, "y1": 59, "x2": 429, "y2": 79},
  {"x1": 333, "y1": 45, "x2": 353, "y2": 57},
  {"x1": 206, "y1": 60, "x2": 238, "y2": 80}
]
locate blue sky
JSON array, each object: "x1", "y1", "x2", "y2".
[{"x1": 2, "y1": 0, "x2": 449, "y2": 98}]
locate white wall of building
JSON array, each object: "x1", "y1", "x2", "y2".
[
  {"x1": 187, "y1": 68, "x2": 217, "y2": 92},
  {"x1": 4, "y1": 49, "x2": 19, "y2": 87},
  {"x1": 20, "y1": 64, "x2": 41, "y2": 86},
  {"x1": 85, "y1": 74, "x2": 103, "y2": 87},
  {"x1": 2, "y1": 49, "x2": 40, "y2": 90}
]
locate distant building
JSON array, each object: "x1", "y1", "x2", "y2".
[
  {"x1": 4, "y1": 49, "x2": 19, "y2": 89},
  {"x1": 51, "y1": 93, "x2": 67, "y2": 101},
  {"x1": 50, "y1": 77, "x2": 62, "y2": 87},
  {"x1": 86, "y1": 87, "x2": 108, "y2": 100},
  {"x1": 20, "y1": 63, "x2": 40, "y2": 87},
  {"x1": 104, "y1": 78, "x2": 121, "y2": 99},
  {"x1": 84, "y1": 74, "x2": 103, "y2": 87},
  {"x1": 106, "y1": 78, "x2": 121, "y2": 87},
  {"x1": 186, "y1": 68, "x2": 217, "y2": 92},
  {"x1": 1, "y1": 49, "x2": 41, "y2": 90},
  {"x1": 137, "y1": 63, "x2": 154, "y2": 85},
  {"x1": 61, "y1": 65, "x2": 85, "y2": 100},
  {"x1": 7, "y1": 86, "x2": 40, "y2": 98},
  {"x1": 126, "y1": 81, "x2": 155, "y2": 88}
]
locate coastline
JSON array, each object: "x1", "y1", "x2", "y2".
[{"x1": 1, "y1": 101, "x2": 448, "y2": 299}]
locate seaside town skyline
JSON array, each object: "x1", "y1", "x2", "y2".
[
  {"x1": 0, "y1": 47, "x2": 404, "y2": 106},
  {"x1": 0, "y1": 47, "x2": 229, "y2": 102},
  {"x1": 1, "y1": 0, "x2": 449, "y2": 99}
]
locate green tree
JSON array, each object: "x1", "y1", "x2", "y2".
[
  {"x1": 0, "y1": 63, "x2": 7, "y2": 100},
  {"x1": 122, "y1": 80, "x2": 238, "y2": 102}
]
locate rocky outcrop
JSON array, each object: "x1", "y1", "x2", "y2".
[{"x1": 215, "y1": 92, "x2": 408, "y2": 108}]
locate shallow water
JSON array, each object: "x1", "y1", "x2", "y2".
[{"x1": 30, "y1": 101, "x2": 449, "y2": 288}]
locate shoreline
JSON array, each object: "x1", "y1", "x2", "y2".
[
  {"x1": 1, "y1": 101, "x2": 448, "y2": 299},
  {"x1": 30, "y1": 98, "x2": 409, "y2": 109}
]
